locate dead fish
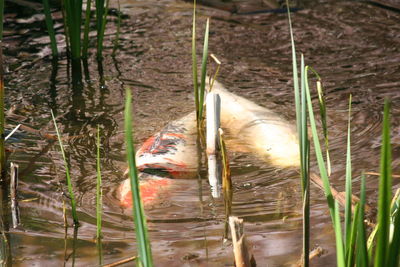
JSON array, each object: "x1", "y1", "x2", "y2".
[
  {"x1": 134, "y1": 111, "x2": 199, "y2": 179},
  {"x1": 118, "y1": 112, "x2": 199, "y2": 207},
  {"x1": 119, "y1": 79, "x2": 300, "y2": 207},
  {"x1": 119, "y1": 175, "x2": 173, "y2": 208},
  {"x1": 210, "y1": 79, "x2": 300, "y2": 168}
]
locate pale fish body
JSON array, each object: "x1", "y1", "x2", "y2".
[
  {"x1": 119, "y1": 80, "x2": 300, "y2": 207},
  {"x1": 210, "y1": 79, "x2": 300, "y2": 168}
]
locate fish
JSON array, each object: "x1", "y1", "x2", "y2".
[
  {"x1": 118, "y1": 79, "x2": 300, "y2": 207},
  {"x1": 210, "y1": 79, "x2": 300, "y2": 168},
  {"x1": 118, "y1": 112, "x2": 199, "y2": 208}
]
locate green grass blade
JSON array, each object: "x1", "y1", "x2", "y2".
[
  {"x1": 304, "y1": 66, "x2": 334, "y2": 220},
  {"x1": 334, "y1": 200, "x2": 346, "y2": 267},
  {"x1": 198, "y1": 17, "x2": 209, "y2": 126},
  {"x1": 96, "y1": 125, "x2": 102, "y2": 239},
  {"x1": 345, "y1": 95, "x2": 353, "y2": 252},
  {"x1": 95, "y1": 0, "x2": 104, "y2": 37},
  {"x1": 192, "y1": 0, "x2": 199, "y2": 122},
  {"x1": 64, "y1": 0, "x2": 83, "y2": 59},
  {"x1": 300, "y1": 54, "x2": 310, "y2": 267},
  {"x1": 356, "y1": 173, "x2": 368, "y2": 267},
  {"x1": 51, "y1": 110, "x2": 79, "y2": 225},
  {"x1": 287, "y1": 0, "x2": 300, "y2": 139},
  {"x1": 346, "y1": 203, "x2": 359, "y2": 267},
  {"x1": 388, "y1": 194, "x2": 400, "y2": 266},
  {"x1": 374, "y1": 99, "x2": 392, "y2": 267},
  {"x1": 96, "y1": 0, "x2": 110, "y2": 59},
  {"x1": 316, "y1": 81, "x2": 331, "y2": 176},
  {"x1": 82, "y1": 0, "x2": 92, "y2": 58},
  {"x1": 112, "y1": 0, "x2": 121, "y2": 56},
  {"x1": 42, "y1": 0, "x2": 58, "y2": 57},
  {"x1": 124, "y1": 88, "x2": 153, "y2": 267}
]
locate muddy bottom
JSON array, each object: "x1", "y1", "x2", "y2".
[{"x1": 2, "y1": 0, "x2": 400, "y2": 266}]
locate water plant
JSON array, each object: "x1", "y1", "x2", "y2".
[
  {"x1": 124, "y1": 88, "x2": 153, "y2": 267},
  {"x1": 287, "y1": 6, "x2": 310, "y2": 265},
  {"x1": 96, "y1": 125, "x2": 102, "y2": 240},
  {"x1": 192, "y1": 0, "x2": 210, "y2": 128},
  {"x1": 63, "y1": 0, "x2": 83, "y2": 60},
  {"x1": 42, "y1": 0, "x2": 110, "y2": 60},
  {"x1": 42, "y1": 0, "x2": 58, "y2": 57},
  {"x1": 96, "y1": 0, "x2": 110, "y2": 59},
  {"x1": 51, "y1": 110, "x2": 79, "y2": 225}
]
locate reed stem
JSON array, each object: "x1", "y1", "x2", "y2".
[
  {"x1": 51, "y1": 110, "x2": 79, "y2": 226},
  {"x1": 96, "y1": 125, "x2": 102, "y2": 239},
  {"x1": 124, "y1": 88, "x2": 153, "y2": 267},
  {"x1": 42, "y1": 0, "x2": 58, "y2": 57}
]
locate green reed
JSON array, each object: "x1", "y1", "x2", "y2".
[
  {"x1": 112, "y1": 0, "x2": 122, "y2": 57},
  {"x1": 198, "y1": 18, "x2": 209, "y2": 126},
  {"x1": 191, "y1": 0, "x2": 210, "y2": 128},
  {"x1": 287, "y1": 5, "x2": 309, "y2": 265},
  {"x1": 63, "y1": 0, "x2": 83, "y2": 60},
  {"x1": 82, "y1": 0, "x2": 92, "y2": 58},
  {"x1": 124, "y1": 88, "x2": 153, "y2": 267},
  {"x1": 51, "y1": 110, "x2": 79, "y2": 225},
  {"x1": 373, "y1": 100, "x2": 400, "y2": 267},
  {"x1": 42, "y1": 0, "x2": 58, "y2": 57},
  {"x1": 192, "y1": 0, "x2": 199, "y2": 122},
  {"x1": 96, "y1": 0, "x2": 110, "y2": 59},
  {"x1": 96, "y1": 125, "x2": 102, "y2": 240}
]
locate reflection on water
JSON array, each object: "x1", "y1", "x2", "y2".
[{"x1": 3, "y1": 0, "x2": 400, "y2": 266}]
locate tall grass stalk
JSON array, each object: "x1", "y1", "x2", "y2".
[
  {"x1": 198, "y1": 18, "x2": 209, "y2": 126},
  {"x1": 374, "y1": 99, "x2": 392, "y2": 267},
  {"x1": 344, "y1": 95, "x2": 352, "y2": 253},
  {"x1": 191, "y1": 0, "x2": 210, "y2": 128},
  {"x1": 96, "y1": 0, "x2": 110, "y2": 59},
  {"x1": 287, "y1": 5, "x2": 309, "y2": 264},
  {"x1": 82, "y1": 0, "x2": 92, "y2": 58},
  {"x1": 112, "y1": 0, "x2": 121, "y2": 57},
  {"x1": 63, "y1": 0, "x2": 83, "y2": 60},
  {"x1": 124, "y1": 88, "x2": 153, "y2": 267},
  {"x1": 96, "y1": 125, "x2": 102, "y2": 239},
  {"x1": 356, "y1": 173, "x2": 368, "y2": 266},
  {"x1": 192, "y1": 0, "x2": 199, "y2": 122},
  {"x1": 317, "y1": 81, "x2": 331, "y2": 175},
  {"x1": 51, "y1": 110, "x2": 79, "y2": 225},
  {"x1": 42, "y1": 0, "x2": 58, "y2": 57}
]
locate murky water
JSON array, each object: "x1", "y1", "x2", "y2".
[{"x1": 3, "y1": 0, "x2": 400, "y2": 266}]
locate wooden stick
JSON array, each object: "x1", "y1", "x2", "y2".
[
  {"x1": 229, "y1": 216, "x2": 255, "y2": 267},
  {"x1": 102, "y1": 256, "x2": 137, "y2": 267},
  {"x1": 10, "y1": 163, "x2": 20, "y2": 228},
  {"x1": 310, "y1": 172, "x2": 371, "y2": 213}
]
